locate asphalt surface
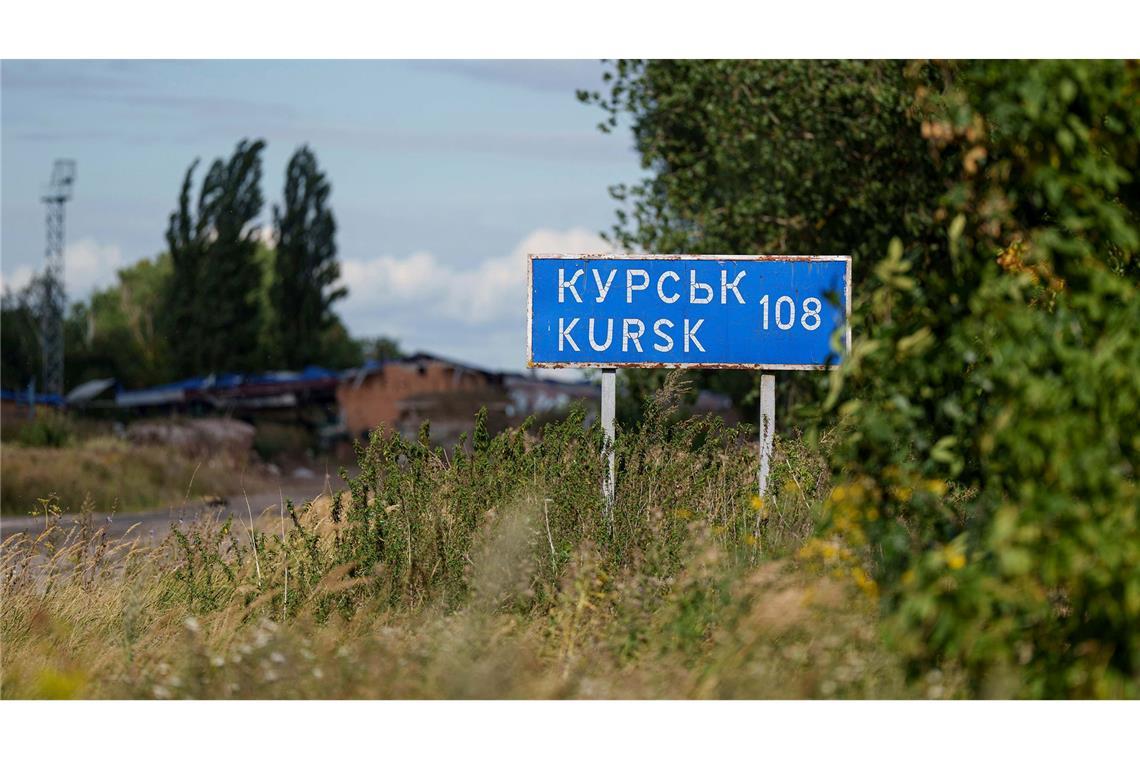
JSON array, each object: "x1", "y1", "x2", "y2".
[{"x1": 0, "y1": 474, "x2": 337, "y2": 544}]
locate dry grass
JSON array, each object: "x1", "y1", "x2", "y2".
[
  {"x1": 1, "y1": 436, "x2": 253, "y2": 514},
  {"x1": 1, "y1": 383, "x2": 951, "y2": 699},
  {"x1": 0, "y1": 468, "x2": 930, "y2": 697},
  {"x1": 0, "y1": 509, "x2": 917, "y2": 699}
]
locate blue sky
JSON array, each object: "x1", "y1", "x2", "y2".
[{"x1": 1, "y1": 60, "x2": 638, "y2": 372}]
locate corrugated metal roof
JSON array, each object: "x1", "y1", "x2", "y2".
[{"x1": 65, "y1": 377, "x2": 116, "y2": 404}]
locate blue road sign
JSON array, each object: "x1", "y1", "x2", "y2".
[{"x1": 527, "y1": 254, "x2": 851, "y2": 369}]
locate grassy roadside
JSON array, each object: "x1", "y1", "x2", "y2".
[
  {"x1": 0, "y1": 381, "x2": 941, "y2": 699},
  {"x1": 1, "y1": 436, "x2": 254, "y2": 515}
]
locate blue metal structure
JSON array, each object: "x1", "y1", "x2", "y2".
[{"x1": 528, "y1": 254, "x2": 851, "y2": 369}]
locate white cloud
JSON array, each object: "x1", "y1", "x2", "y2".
[
  {"x1": 0, "y1": 265, "x2": 36, "y2": 295},
  {"x1": 4, "y1": 239, "x2": 124, "y2": 298},
  {"x1": 64, "y1": 238, "x2": 123, "y2": 296},
  {"x1": 340, "y1": 226, "x2": 615, "y2": 324},
  {"x1": 337, "y1": 227, "x2": 619, "y2": 370},
  {"x1": 1, "y1": 238, "x2": 124, "y2": 299}
]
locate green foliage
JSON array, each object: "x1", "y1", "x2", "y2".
[
  {"x1": 12, "y1": 409, "x2": 73, "y2": 448},
  {"x1": 821, "y1": 60, "x2": 1140, "y2": 697},
  {"x1": 5, "y1": 391, "x2": 901, "y2": 699},
  {"x1": 326, "y1": 387, "x2": 765, "y2": 611},
  {"x1": 258, "y1": 243, "x2": 362, "y2": 370},
  {"x1": 270, "y1": 146, "x2": 347, "y2": 367},
  {"x1": 581, "y1": 60, "x2": 942, "y2": 266},
  {"x1": 586, "y1": 58, "x2": 1140, "y2": 697},
  {"x1": 580, "y1": 60, "x2": 946, "y2": 422},
  {"x1": 1, "y1": 279, "x2": 43, "y2": 391},
  {"x1": 64, "y1": 255, "x2": 172, "y2": 389},
  {"x1": 8, "y1": 139, "x2": 362, "y2": 391},
  {"x1": 355, "y1": 335, "x2": 405, "y2": 363},
  {"x1": 164, "y1": 139, "x2": 268, "y2": 375}
]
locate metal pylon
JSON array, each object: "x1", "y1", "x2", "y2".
[{"x1": 40, "y1": 159, "x2": 75, "y2": 398}]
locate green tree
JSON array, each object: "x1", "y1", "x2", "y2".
[
  {"x1": 1, "y1": 278, "x2": 44, "y2": 391},
  {"x1": 164, "y1": 139, "x2": 267, "y2": 376},
  {"x1": 818, "y1": 60, "x2": 1140, "y2": 697},
  {"x1": 588, "y1": 58, "x2": 1140, "y2": 696},
  {"x1": 64, "y1": 255, "x2": 173, "y2": 389},
  {"x1": 356, "y1": 335, "x2": 404, "y2": 363},
  {"x1": 580, "y1": 60, "x2": 946, "y2": 419},
  {"x1": 582, "y1": 60, "x2": 942, "y2": 265},
  {"x1": 270, "y1": 146, "x2": 346, "y2": 367}
]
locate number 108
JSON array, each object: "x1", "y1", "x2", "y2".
[{"x1": 759, "y1": 295, "x2": 822, "y2": 331}]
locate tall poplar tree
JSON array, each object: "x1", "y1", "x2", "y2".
[
  {"x1": 164, "y1": 139, "x2": 267, "y2": 375},
  {"x1": 270, "y1": 146, "x2": 345, "y2": 367}
]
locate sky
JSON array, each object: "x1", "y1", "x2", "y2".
[{"x1": 0, "y1": 60, "x2": 640, "y2": 374}]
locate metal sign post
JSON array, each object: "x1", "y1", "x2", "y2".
[
  {"x1": 601, "y1": 367, "x2": 616, "y2": 513},
  {"x1": 758, "y1": 373, "x2": 775, "y2": 498},
  {"x1": 527, "y1": 254, "x2": 851, "y2": 508}
]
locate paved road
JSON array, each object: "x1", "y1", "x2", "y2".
[{"x1": 0, "y1": 474, "x2": 338, "y2": 544}]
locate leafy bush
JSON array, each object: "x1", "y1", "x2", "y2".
[
  {"x1": 587, "y1": 57, "x2": 1140, "y2": 698},
  {"x1": 12, "y1": 409, "x2": 73, "y2": 448},
  {"x1": 820, "y1": 60, "x2": 1140, "y2": 697}
]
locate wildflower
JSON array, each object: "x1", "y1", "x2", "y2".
[
  {"x1": 851, "y1": 567, "x2": 878, "y2": 598},
  {"x1": 750, "y1": 495, "x2": 766, "y2": 513},
  {"x1": 673, "y1": 508, "x2": 693, "y2": 520},
  {"x1": 890, "y1": 485, "x2": 913, "y2": 502},
  {"x1": 923, "y1": 479, "x2": 948, "y2": 496},
  {"x1": 184, "y1": 616, "x2": 200, "y2": 634},
  {"x1": 945, "y1": 547, "x2": 966, "y2": 570},
  {"x1": 743, "y1": 534, "x2": 758, "y2": 547}
]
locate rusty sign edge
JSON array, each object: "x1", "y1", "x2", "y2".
[{"x1": 525, "y1": 253, "x2": 853, "y2": 371}]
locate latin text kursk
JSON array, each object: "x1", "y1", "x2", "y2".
[{"x1": 555, "y1": 267, "x2": 821, "y2": 354}]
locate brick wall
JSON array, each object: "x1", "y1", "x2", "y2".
[{"x1": 336, "y1": 360, "x2": 496, "y2": 438}]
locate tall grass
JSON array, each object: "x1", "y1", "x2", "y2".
[
  {"x1": 1, "y1": 374, "x2": 928, "y2": 699},
  {"x1": 1, "y1": 435, "x2": 250, "y2": 514}
]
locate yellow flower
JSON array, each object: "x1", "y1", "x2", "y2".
[
  {"x1": 890, "y1": 485, "x2": 913, "y2": 502},
  {"x1": 743, "y1": 534, "x2": 758, "y2": 547},
  {"x1": 673, "y1": 508, "x2": 692, "y2": 521},
  {"x1": 923, "y1": 479, "x2": 949, "y2": 497},
  {"x1": 942, "y1": 544, "x2": 967, "y2": 570},
  {"x1": 851, "y1": 567, "x2": 878, "y2": 598},
  {"x1": 750, "y1": 495, "x2": 765, "y2": 512}
]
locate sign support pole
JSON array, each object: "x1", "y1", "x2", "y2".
[
  {"x1": 601, "y1": 367, "x2": 616, "y2": 518},
  {"x1": 758, "y1": 373, "x2": 775, "y2": 498}
]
